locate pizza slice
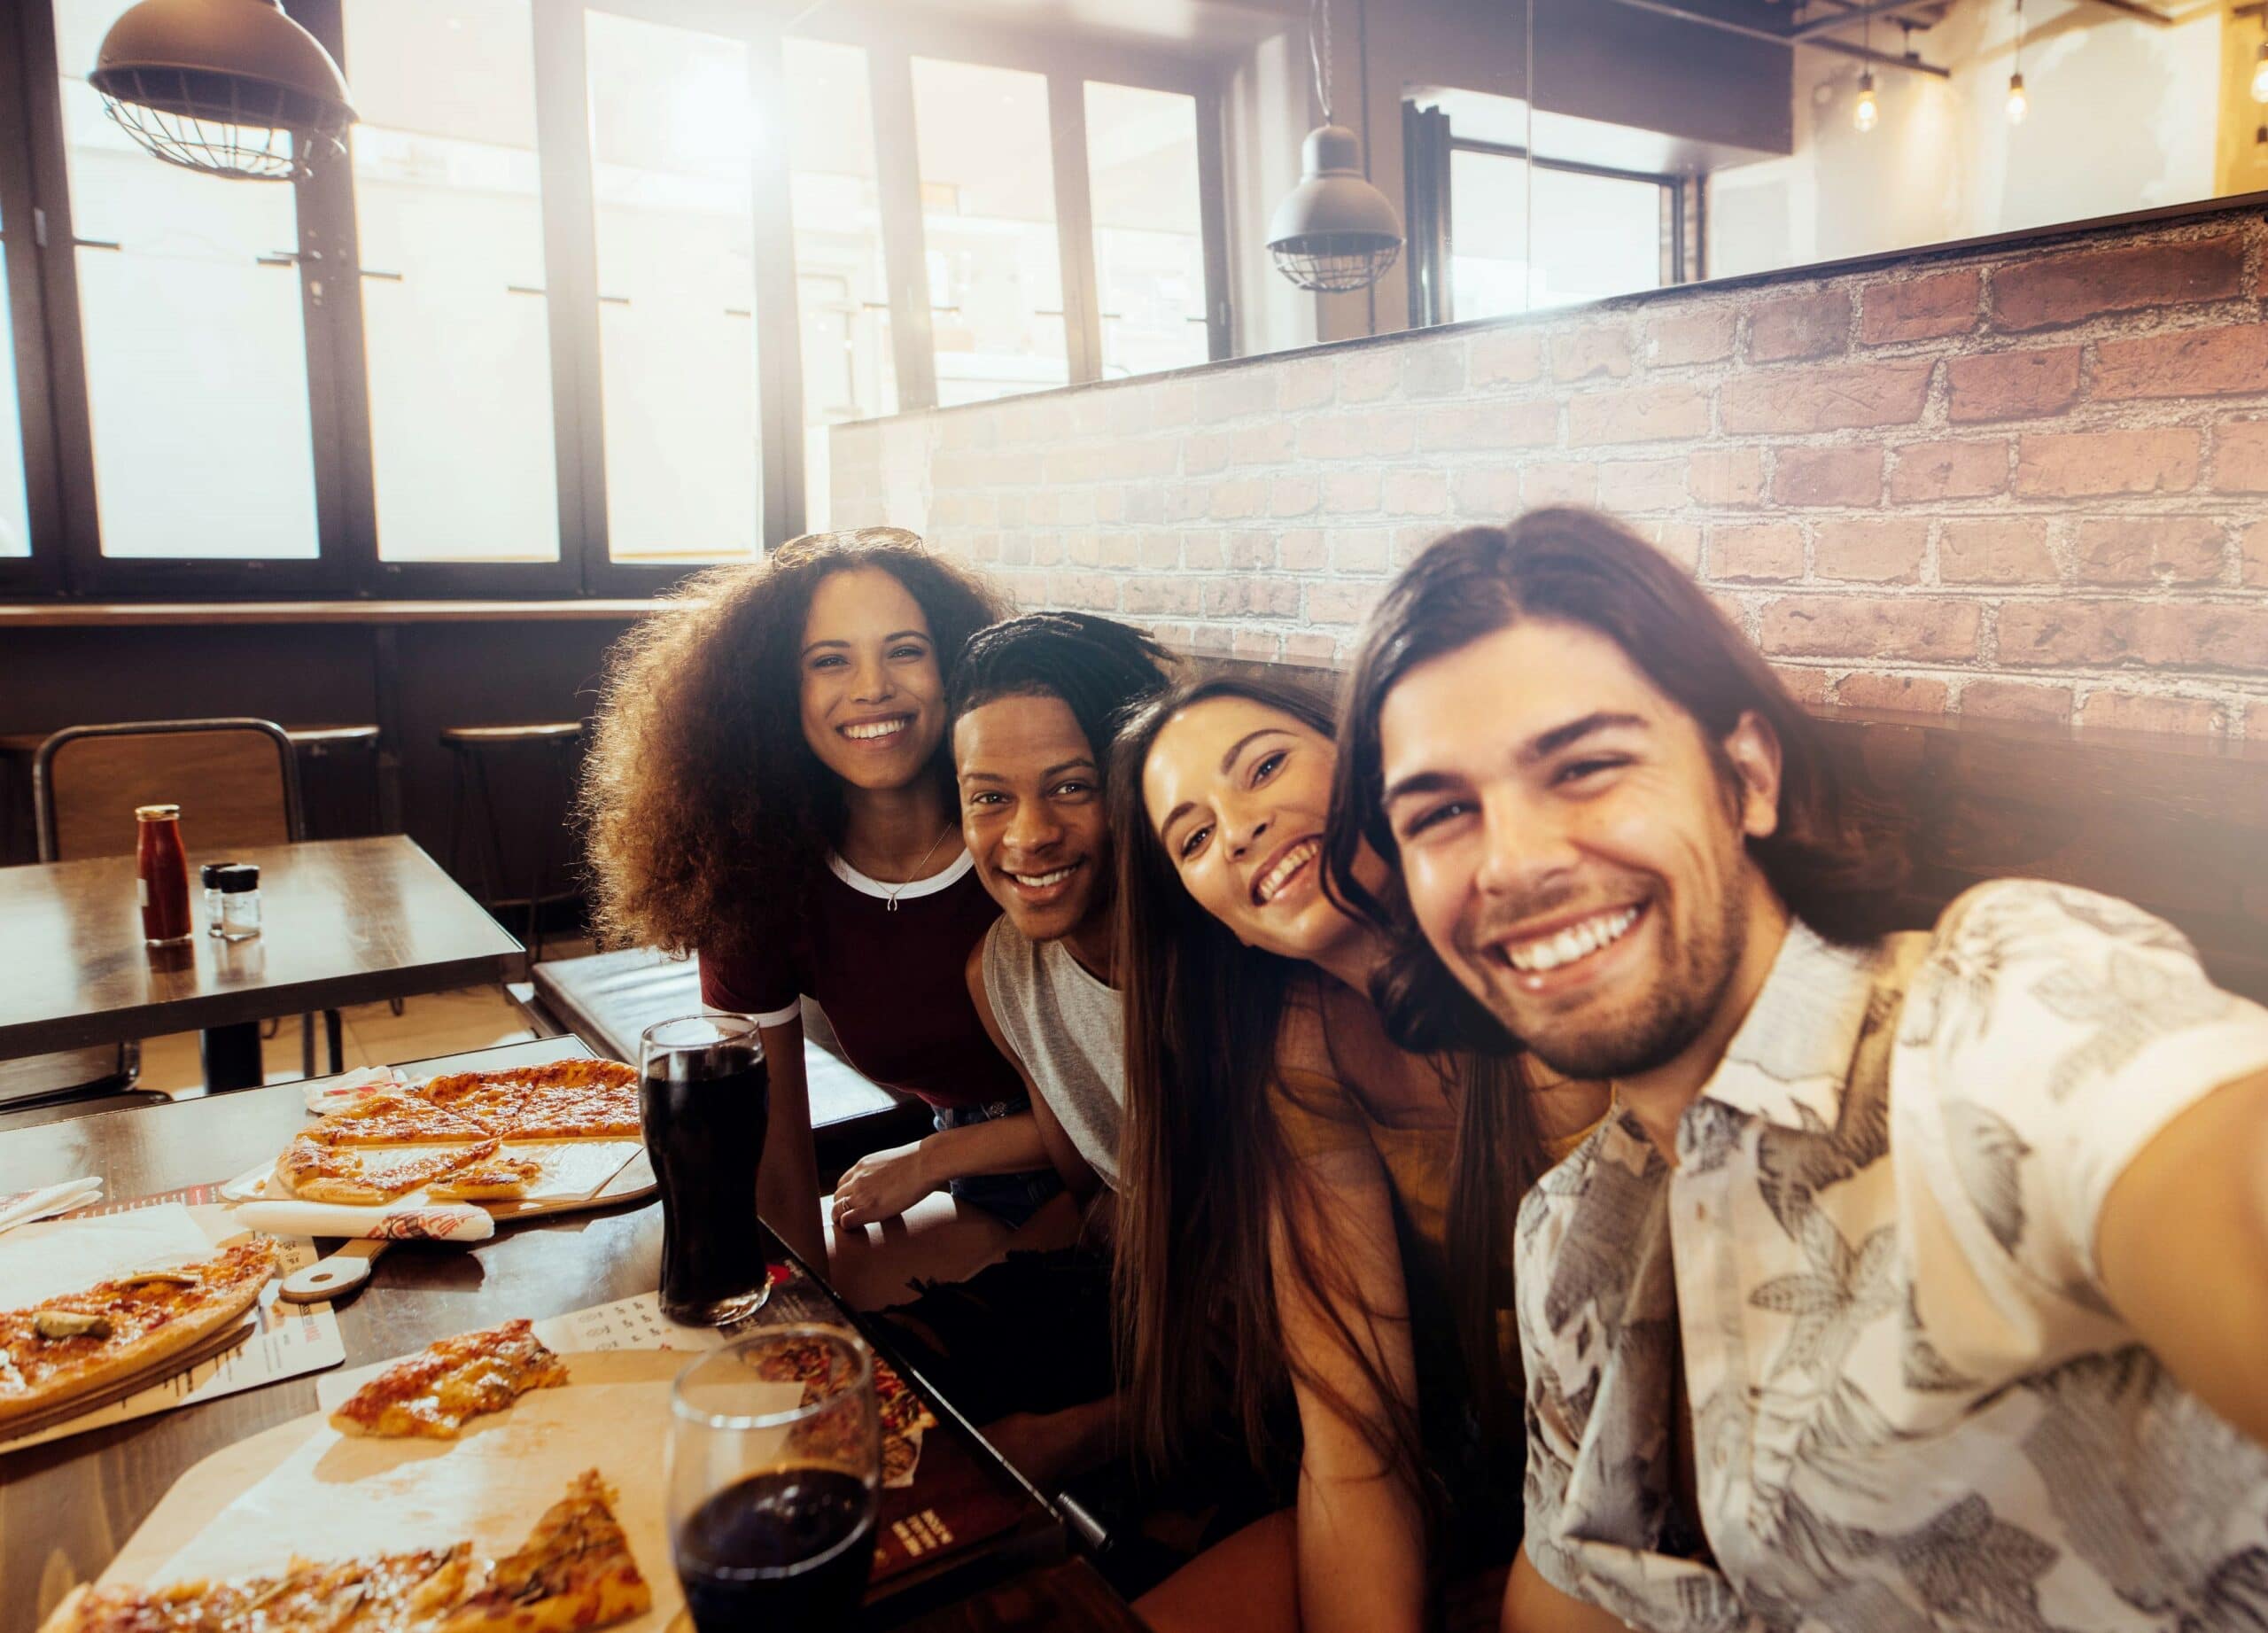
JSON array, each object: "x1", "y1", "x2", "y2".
[
  {"x1": 39, "y1": 1472, "x2": 646, "y2": 1633},
  {"x1": 421, "y1": 1061, "x2": 643, "y2": 1140},
  {"x1": 276, "y1": 1135, "x2": 502, "y2": 1207},
  {"x1": 0, "y1": 1241, "x2": 276, "y2": 1433},
  {"x1": 424, "y1": 1153, "x2": 545, "y2": 1202},
  {"x1": 491, "y1": 1085, "x2": 643, "y2": 1141},
  {"x1": 48, "y1": 1544, "x2": 473, "y2": 1633},
  {"x1": 304, "y1": 1090, "x2": 499, "y2": 1145},
  {"x1": 437, "y1": 1469, "x2": 652, "y2": 1633},
  {"x1": 329, "y1": 1317, "x2": 569, "y2": 1439}
]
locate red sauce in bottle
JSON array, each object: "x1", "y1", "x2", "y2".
[{"x1": 135, "y1": 804, "x2": 192, "y2": 946}]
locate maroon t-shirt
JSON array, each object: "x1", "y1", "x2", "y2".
[{"x1": 698, "y1": 851, "x2": 1021, "y2": 1112}]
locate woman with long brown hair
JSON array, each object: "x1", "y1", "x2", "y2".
[
  {"x1": 1110, "y1": 673, "x2": 1604, "y2": 1633},
  {"x1": 579, "y1": 528, "x2": 1068, "y2": 1301}
]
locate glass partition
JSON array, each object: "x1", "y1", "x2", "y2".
[
  {"x1": 787, "y1": 36, "x2": 893, "y2": 533},
  {"x1": 51, "y1": 0, "x2": 319, "y2": 561},
  {"x1": 346, "y1": 0, "x2": 559, "y2": 564},
  {"x1": 586, "y1": 9, "x2": 763, "y2": 564},
  {"x1": 911, "y1": 57, "x2": 1068, "y2": 407},
  {"x1": 1085, "y1": 81, "x2": 1208, "y2": 379}
]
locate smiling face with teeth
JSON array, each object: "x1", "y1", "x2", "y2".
[
  {"x1": 1377, "y1": 618, "x2": 1790, "y2": 1091},
  {"x1": 797, "y1": 568, "x2": 949, "y2": 795},
  {"x1": 957, "y1": 691, "x2": 1115, "y2": 967},
  {"x1": 1142, "y1": 694, "x2": 1385, "y2": 971}
]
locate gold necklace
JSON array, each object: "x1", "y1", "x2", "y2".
[{"x1": 881, "y1": 822, "x2": 956, "y2": 913}]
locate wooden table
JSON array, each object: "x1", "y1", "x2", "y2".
[
  {"x1": 0, "y1": 835, "x2": 521, "y2": 1059},
  {"x1": 0, "y1": 1038, "x2": 1146, "y2": 1633}
]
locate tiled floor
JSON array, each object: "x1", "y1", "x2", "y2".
[
  {"x1": 137, "y1": 985, "x2": 539, "y2": 1097},
  {"x1": 136, "y1": 937, "x2": 596, "y2": 1099}
]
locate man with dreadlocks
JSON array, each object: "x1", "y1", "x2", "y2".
[{"x1": 850, "y1": 611, "x2": 1172, "y2": 1490}]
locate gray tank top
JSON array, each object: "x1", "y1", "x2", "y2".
[{"x1": 979, "y1": 918, "x2": 1124, "y2": 1192}]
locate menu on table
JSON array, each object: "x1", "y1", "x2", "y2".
[{"x1": 532, "y1": 1270, "x2": 1056, "y2": 1600}]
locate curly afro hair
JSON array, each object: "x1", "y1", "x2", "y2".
[{"x1": 578, "y1": 528, "x2": 1009, "y2": 961}]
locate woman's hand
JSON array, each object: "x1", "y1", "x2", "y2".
[{"x1": 831, "y1": 1140, "x2": 936, "y2": 1230}]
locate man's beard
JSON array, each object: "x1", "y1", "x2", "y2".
[{"x1": 1474, "y1": 887, "x2": 1749, "y2": 1085}]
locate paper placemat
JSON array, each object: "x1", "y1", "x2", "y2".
[
  {"x1": 145, "y1": 1350, "x2": 702, "y2": 1633},
  {"x1": 0, "y1": 1194, "x2": 344, "y2": 1453}
]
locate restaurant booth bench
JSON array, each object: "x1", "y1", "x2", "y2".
[{"x1": 513, "y1": 948, "x2": 931, "y2": 1183}]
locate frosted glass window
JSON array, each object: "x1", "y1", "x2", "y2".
[
  {"x1": 1532, "y1": 167, "x2": 1662, "y2": 309},
  {"x1": 53, "y1": 0, "x2": 316, "y2": 559},
  {"x1": 586, "y1": 11, "x2": 762, "y2": 564},
  {"x1": 786, "y1": 37, "x2": 893, "y2": 535},
  {"x1": 346, "y1": 0, "x2": 558, "y2": 564},
  {"x1": 0, "y1": 235, "x2": 29, "y2": 558},
  {"x1": 1084, "y1": 82, "x2": 1207, "y2": 379},
  {"x1": 1449, "y1": 148, "x2": 1663, "y2": 320},
  {"x1": 911, "y1": 58, "x2": 1067, "y2": 407}
]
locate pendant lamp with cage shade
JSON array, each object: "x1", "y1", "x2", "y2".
[
  {"x1": 1267, "y1": 0, "x2": 1402, "y2": 293},
  {"x1": 89, "y1": 0, "x2": 356, "y2": 182}
]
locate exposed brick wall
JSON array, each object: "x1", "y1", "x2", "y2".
[{"x1": 829, "y1": 205, "x2": 2268, "y2": 738}]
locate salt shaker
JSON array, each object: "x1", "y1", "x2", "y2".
[
  {"x1": 202, "y1": 861, "x2": 234, "y2": 937},
  {"x1": 214, "y1": 863, "x2": 262, "y2": 942}
]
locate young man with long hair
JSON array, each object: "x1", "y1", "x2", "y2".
[{"x1": 1329, "y1": 508, "x2": 2268, "y2": 1631}]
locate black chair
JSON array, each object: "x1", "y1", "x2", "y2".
[{"x1": 440, "y1": 722, "x2": 586, "y2": 968}]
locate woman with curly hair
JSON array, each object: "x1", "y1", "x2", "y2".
[{"x1": 580, "y1": 528, "x2": 1063, "y2": 1299}]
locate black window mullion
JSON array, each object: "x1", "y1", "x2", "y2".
[
  {"x1": 282, "y1": 0, "x2": 360, "y2": 599},
  {"x1": 19, "y1": 0, "x2": 100, "y2": 597},
  {"x1": 0, "y1": 0, "x2": 65, "y2": 595},
  {"x1": 534, "y1": 0, "x2": 605, "y2": 595},
  {"x1": 1047, "y1": 72, "x2": 1101, "y2": 385}
]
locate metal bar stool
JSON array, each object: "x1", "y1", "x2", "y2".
[{"x1": 439, "y1": 722, "x2": 586, "y2": 968}]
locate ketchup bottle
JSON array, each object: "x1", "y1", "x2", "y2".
[{"x1": 135, "y1": 804, "x2": 192, "y2": 946}]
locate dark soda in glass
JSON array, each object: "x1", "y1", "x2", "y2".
[
  {"x1": 677, "y1": 1466, "x2": 876, "y2": 1629},
  {"x1": 639, "y1": 1017, "x2": 771, "y2": 1325}
]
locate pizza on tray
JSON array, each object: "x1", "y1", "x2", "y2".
[
  {"x1": 40, "y1": 1469, "x2": 650, "y2": 1633},
  {"x1": 0, "y1": 1241, "x2": 276, "y2": 1433},
  {"x1": 330, "y1": 1318, "x2": 570, "y2": 1440},
  {"x1": 264, "y1": 1059, "x2": 641, "y2": 1206}
]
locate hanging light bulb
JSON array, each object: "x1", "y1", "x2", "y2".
[
  {"x1": 2251, "y1": 41, "x2": 2268, "y2": 105},
  {"x1": 1854, "y1": 69, "x2": 1879, "y2": 133},
  {"x1": 2008, "y1": 0, "x2": 2030, "y2": 126}
]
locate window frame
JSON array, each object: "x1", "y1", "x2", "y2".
[
  {"x1": 1434, "y1": 131, "x2": 1689, "y2": 321},
  {"x1": 0, "y1": 0, "x2": 1232, "y2": 601},
  {"x1": 0, "y1": 1, "x2": 66, "y2": 596}
]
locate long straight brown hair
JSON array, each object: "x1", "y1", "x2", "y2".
[{"x1": 1108, "y1": 673, "x2": 1540, "y2": 1524}]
